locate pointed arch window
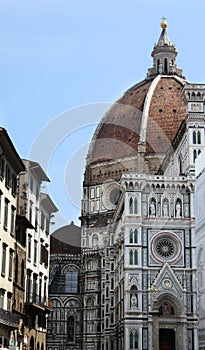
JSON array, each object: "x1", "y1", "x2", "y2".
[
  {"x1": 193, "y1": 130, "x2": 197, "y2": 144},
  {"x1": 65, "y1": 270, "x2": 78, "y2": 293},
  {"x1": 157, "y1": 59, "x2": 160, "y2": 73},
  {"x1": 129, "y1": 230, "x2": 133, "y2": 243},
  {"x1": 129, "y1": 197, "x2": 133, "y2": 214},
  {"x1": 129, "y1": 331, "x2": 139, "y2": 349},
  {"x1": 197, "y1": 131, "x2": 201, "y2": 144},
  {"x1": 67, "y1": 316, "x2": 75, "y2": 342},
  {"x1": 193, "y1": 149, "x2": 197, "y2": 163},
  {"x1": 129, "y1": 229, "x2": 138, "y2": 244},
  {"x1": 129, "y1": 250, "x2": 138, "y2": 265},
  {"x1": 164, "y1": 58, "x2": 168, "y2": 74},
  {"x1": 134, "y1": 197, "x2": 138, "y2": 214}
]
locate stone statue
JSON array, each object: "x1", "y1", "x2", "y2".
[
  {"x1": 176, "y1": 201, "x2": 181, "y2": 218},
  {"x1": 131, "y1": 293, "x2": 137, "y2": 307},
  {"x1": 162, "y1": 201, "x2": 168, "y2": 217},
  {"x1": 150, "y1": 201, "x2": 156, "y2": 216}
]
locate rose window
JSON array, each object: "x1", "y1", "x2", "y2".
[
  {"x1": 156, "y1": 239, "x2": 175, "y2": 258},
  {"x1": 151, "y1": 232, "x2": 182, "y2": 263}
]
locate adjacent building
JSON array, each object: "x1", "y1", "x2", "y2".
[
  {"x1": 18, "y1": 160, "x2": 58, "y2": 350},
  {"x1": 0, "y1": 130, "x2": 58, "y2": 350},
  {"x1": 0, "y1": 128, "x2": 25, "y2": 348}
]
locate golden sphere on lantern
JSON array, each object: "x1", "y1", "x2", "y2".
[{"x1": 161, "y1": 18, "x2": 167, "y2": 30}]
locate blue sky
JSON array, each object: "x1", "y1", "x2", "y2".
[{"x1": 0, "y1": 0, "x2": 205, "y2": 229}]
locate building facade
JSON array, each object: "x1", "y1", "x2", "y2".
[
  {"x1": 0, "y1": 128, "x2": 25, "y2": 348},
  {"x1": 195, "y1": 152, "x2": 205, "y2": 350},
  {"x1": 18, "y1": 160, "x2": 58, "y2": 350},
  {"x1": 0, "y1": 135, "x2": 58, "y2": 350},
  {"x1": 47, "y1": 19, "x2": 205, "y2": 350}
]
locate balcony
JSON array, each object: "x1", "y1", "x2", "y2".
[
  {"x1": 25, "y1": 293, "x2": 46, "y2": 311},
  {"x1": 45, "y1": 298, "x2": 53, "y2": 312},
  {"x1": 0, "y1": 307, "x2": 20, "y2": 328}
]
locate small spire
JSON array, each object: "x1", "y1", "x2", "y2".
[
  {"x1": 157, "y1": 17, "x2": 172, "y2": 46},
  {"x1": 146, "y1": 18, "x2": 184, "y2": 79}
]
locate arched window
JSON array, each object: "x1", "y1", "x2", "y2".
[
  {"x1": 134, "y1": 197, "x2": 138, "y2": 214},
  {"x1": 129, "y1": 331, "x2": 139, "y2": 349},
  {"x1": 129, "y1": 197, "x2": 133, "y2": 214},
  {"x1": 193, "y1": 149, "x2": 197, "y2": 163},
  {"x1": 193, "y1": 131, "x2": 196, "y2": 144},
  {"x1": 134, "y1": 251, "x2": 138, "y2": 264},
  {"x1": 164, "y1": 58, "x2": 168, "y2": 74},
  {"x1": 134, "y1": 229, "x2": 138, "y2": 243},
  {"x1": 197, "y1": 131, "x2": 201, "y2": 144},
  {"x1": 92, "y1": 234, "x2": 98, "y2": 247},
  {"x1": 129, "y1": 250, "x2": 138, "y2": 265},
  {"x1": 15, "y1": 254, "x2": 18, "y2": 283},
  {"x1": 129, "y1": 229, "x2": 133, "y2": 243},
  {"x1": 129, "y1": 250, "x2": 133, "y2": 265},
  {"x1": 130, "y1": 229, "x2": 138, "y2": 243},
  {"x1": 65, "y1": 270, "x2": 78, "y2": 293},
  {"x1": 21, "y1": 260, "x2": 24, "y2": 287},
  {"x1": 67, "y1": 315, "x2": 75, "y2": 342},
  {"x1": 157, "y1": 59, "x2": 160, "y2": 73},
  {"x1": 198, "y1": 149, "x2": 201, "y2": 156}
]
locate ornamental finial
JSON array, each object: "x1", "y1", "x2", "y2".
[{"x1": 161, "y1": 16, "x2": 167, "y2": 30}]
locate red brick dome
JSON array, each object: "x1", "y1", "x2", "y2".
[
  {"x1": 84, "y1": 22, "x2": 187, "y2": 186},
  {"x1": 89, "y1": 76, "x2": 186, "y2": 164}
]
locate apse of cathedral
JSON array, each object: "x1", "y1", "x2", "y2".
[{"x1": 47, "y1": 19, "x2": 205, "y2": 350}]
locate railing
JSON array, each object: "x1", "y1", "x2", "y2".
[
  {"x1": 25, "y1": 294, "x2": 52, "y2": 310},
  {"x1": 0, "y1": 307, "x2": 20, "y2": 328},
  {"x1": 25, "y1": 293, "x2": 45, "y2": 307}
]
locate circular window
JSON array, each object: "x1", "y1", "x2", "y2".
[
  {"x1": 102, "y1": 183, "x2": 121, "y2": 210},
  {"x1": 156, "y1": 239, "x2": 175, "y2": 258},
  {"x1": 151, "y1": 232, "x2": 182, "y2": 263},
  {"x1": 110, "y1": 188, "x2": 121, "y2": 205}
]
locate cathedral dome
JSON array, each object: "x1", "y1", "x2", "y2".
[
  {"x1": 51, "y1": 221, "x2": 81, "y2": 251},
  {"x1": 84, "y1": 20, "x2": 187, "y2": 186}
]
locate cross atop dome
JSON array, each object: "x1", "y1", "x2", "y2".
[{"x1": 147, "y1": 18, "x2": 184, "y2": 79}]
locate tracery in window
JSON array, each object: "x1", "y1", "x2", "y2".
[
  {"x1": 129, "y1": 197, "x2": 133, "y2": 214},
  {"x1": 65, "y1": 271, "x2": 78, "y2": 293},
  {"x1": 129, "y1": 250, "x2": 138, "y2": 265},
  {"x1": 129, "y1": 196, "x2": 138, "y2": 214},
  {"x1": 129, "y1": 229, "x2": 138, "y2": 243},
  {"x1": 129, "y1": 331, "x2": 138, "y2": 349}
]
